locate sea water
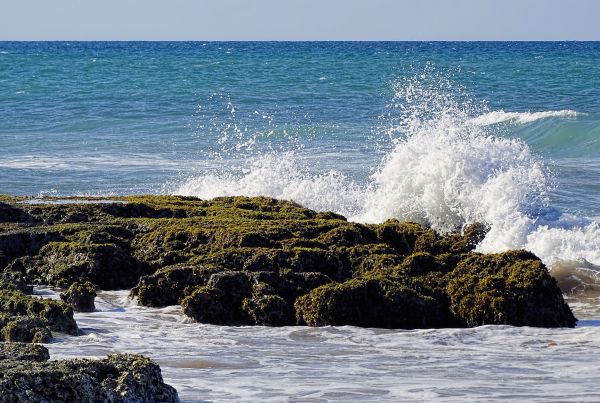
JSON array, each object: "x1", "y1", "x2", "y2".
[{"x1": 2, "y1": 42, "x2": 600, "y2": 401}]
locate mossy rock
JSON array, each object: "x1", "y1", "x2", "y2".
[
  {"x1": 0, "y1": 316, "x2": 52, "y2": 343},
  {"x1": 0, "y1": 195, "x2": 576, "y2": 329},
  {"x1": 33, "y1": 242, "x2": 149, "y2": 289},
  {"x1": 315, "y1": 224, "x2": 377, "y2": 247},
  {"x1": 399, "y1": 252, "x2": 450, "y2": 276},
  {"x1": 447, "y1": 250, "x2": 577, "y2": 327},
  {"x1": 181, "y1": 286, "x2": 233, "y2": 325},
  {"x1": 0, "y1": 342, "x2": 50, "y2": 362},
  {"x1": 60, "y1": 281, "x2": 97, "y2": 312},
  {"x1": 130, "y1": 265, "x2": 216, "y2": 307},
  {"x1": 339, "y1": 244, "x2": 403, "y2": 276},
  {"x1": 372, "y1": 220, "x2": 424, "y2": 255},
  {"x1": 0, "y1": 290, "x2": 78, "y2": 335},
  {"x1": 295, "y1": 276, "x2": 451, "y2": 328},
  {"x1": 243, "y1": 294, "x2": 290, "y2": 326},
  {"x1": 0, "y1": 353, "x2": 179, "y2": 402},
  {"x1": 0, "y1": 269, "x2": 33, "y2": 294}
]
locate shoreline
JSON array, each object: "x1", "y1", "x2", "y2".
[{"x1": 0, "y1": 194, "x2": 588, "y2": 400}]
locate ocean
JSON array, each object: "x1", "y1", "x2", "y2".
[{"x1": 2, "y1": 42, "x2": 600, "y2": 401}]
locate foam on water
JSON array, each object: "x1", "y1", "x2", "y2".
[
  {"x1": 42, "y1": 288, "x2": 600, "y2": 402},
  {"x1": 470, "y1": 110, "x2": 582, "y2": 126},
  {"x1": 176, "y1": 72, "x2": 600, "y2": 293}
]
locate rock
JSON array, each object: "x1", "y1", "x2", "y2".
[
  {"x1": 0, "y1": 290, "x2": 78, "y2": 336},
  {"x1": 243, "y1": 294, "x2": 289, "y2": 326},
  {"x1": 0, "y1": 353, "x2": 179, "y2": 402},
  {"x1": 0, "y1": 269, "x2": 33, "y2": 294},
  {"x1": 60, "y1": 281, "x2": 97, "y2": 312},
  {"x1": 130, "y1": 265, "x2": 214, "y2": 307},
  {"x1": 181, "y1": 286, "x2": 230, "y2": 325},
  {"x1": 0, "y1": 196, "x2": 577, "y2": 329},
  {"x1": 32, "y1": 242, "x2": 149, "y2": 289},
  {"x1": 447, "y1": 250, "x2": 577, "y2": 327},
  {"x1": 295, "y1": 276, "x2": 451, "y2": 328},
  {"x1": 0, "y1": 342, "x2": 50, "y2": 362},
  {"x1": 0, "y1": 315, "x2": 52, "y2": 343}
]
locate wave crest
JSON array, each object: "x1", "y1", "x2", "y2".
[{"x1": 471, "y1": 110, "x2": 582, "y2": 126}]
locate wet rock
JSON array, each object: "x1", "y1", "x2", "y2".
[
  {"x1": 0, "y1": 353, "x2": 179, "y2": 402},
  {"x1": 32, "y1": 242, "x2": 149, "y2": 289},
  {"x1": 243, "y1": 294, "x2": 289, "y2": 326},
  {"x1": 447, "y1": 250, "x2": 577, "y2": 327},
  {"x1": 0, "y1": 315, "x2": 52, "y2": 343},
  {"x1": 373, "y1": 220, "x2": 424, "y2": 255},
  {"x1": 0, "y1": 342, "x2": 50, "y2": 362},
  {"x1": 0, "y1": 196, "x2": 577, "y2": 329},
  {"x1": 60, "y1": 281, "x2": 97, "y2": 312},
  {"x1": 130, "y1": 265, "x2": 215, "y2": 307},
  {"x1": 295, "y1": 276, "x2": 450, "y2": 328},
  {"x1": 0, "y1": 269, "x2": 33, "y2": 294},
  {"x1": 0, "y1": 290, "x2": 78, "y2": 336},
  {"x1": 181, "y1": 286, "x2": 231, "y2": 325}
]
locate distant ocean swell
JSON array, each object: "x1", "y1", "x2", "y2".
[{"x1": 174, "y1": 73, "x2": 600, "y2": 299}]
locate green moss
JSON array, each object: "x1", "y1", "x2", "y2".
[
  {"x1": 242, "y1": 294, "x2": 289, "y2": 326},
  {"x1": 0, "y1": 195, "x2": 577, "y2": 329},
  {"x1": 60, "y1": 281, "x2": 97, "y2": 312},
  {"x1": 295, "y1": 275, "x2": 451, "y2": 328},
  {"x1": 447, "y1": 250, "x2": 577, "y2": 327},
  {"x1": 130, "y1": 265, "x2": 215, "y2": 307},
  {"x1": 34, "y1": 241, "x2": 148, "y2": 289}
]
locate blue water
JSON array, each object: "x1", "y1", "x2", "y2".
[{"x1": 1, "y1": 42, "x2": 600, "y2": 267}]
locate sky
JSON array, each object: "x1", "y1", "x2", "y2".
[{"x1": 1, "y1": 0, "x2": 599, "y2": 41}]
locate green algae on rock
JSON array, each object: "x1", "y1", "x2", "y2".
[
  {"x1": 0, "y1": 195, "x2": 577, "y2": 328},
  {"x1": 447, "y1": 250, "x2": 577, "y2": 327},
  {"x1": 0, "y1": 342, "x2": 49, "y2": 362},
  {"x1": 0, "y1": 352, "x2": 179, "y2": 403},
  {"x1": 60, "y1": 281, "x2": 97, "y2": 312},
  {"x1": 0, "y1": 290, "x2": 78, "y2": 342}
]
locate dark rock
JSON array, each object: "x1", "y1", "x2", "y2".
[
  {"x1": 32, "y1": 242, "x2": 149, "y2": 289},
  {"x1": 130, "y1": 265, "x2": 214, "y2": 307},
  {"x1": 0, "y1": 269, "x2": 33, "y2": 294},
  {"x1": 0, "y1": 315, "x2": 52, "y2": 343},
  {"x1": 447, "y1": 250, "x2": 577, "y2": 327},
  {"x1": 0, "y1": 196, "x2": 577, "y2": 329},
  {"x1": 60, "y1": 281, "x2": 97, "y2": 312},
  {"x1": 181, "y1": 286, "x2": 230, "y2": 325},
  {"x1": 0, "y1": 290, "x2": 78, "y2": 336},
  {"x1": 295, "y1": 276, "x2": 450, "y2": 328},
  {"x1": 0, "y1": 342, "x2": 50, "y2": 362},
  {"x1": 0, "y1": 353, "x2": 179, "y2": 402},
  {"x1": 243, "y1": 294, "x2": 290, "y2": 326}
]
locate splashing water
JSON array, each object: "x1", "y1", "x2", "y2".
[{"x1": 175, "y1": 70, "x2": 600, "y2": 283}]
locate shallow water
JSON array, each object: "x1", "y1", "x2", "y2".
[{"x1": 41, "y1": 289, "x2": 600, "y2": 402}]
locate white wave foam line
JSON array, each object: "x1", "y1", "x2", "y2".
[
  {"x1": 471, "y1": 110, "x2": 582, "y2": 126},
  {"x1": 176, "y1": 152, "x2": 366, "y2": 216}
]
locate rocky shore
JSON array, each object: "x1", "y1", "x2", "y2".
[{"x1": 0, "y1": 195, "x2": 576, "y2": 400}]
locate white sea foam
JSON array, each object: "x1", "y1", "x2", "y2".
[
  {"x1": 471, "y1": 110, "x2": 582, "y2": 126},
  {"x1": 175, "y1": 73, "x2": 600, "y2": 278},
  {"x1": 0, "y1": 154, "x2": 184, "y2": 170},
  {"x1": 42, "y1": 288, "x2": 600, "y2": 402}
]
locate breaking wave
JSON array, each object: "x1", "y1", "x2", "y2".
[
  {"x1": 174, "y1": 71, "x2": 600, "y2": 286},
  {"x1": 471, "y1": 110, "x2": 582, "y2": 126}
]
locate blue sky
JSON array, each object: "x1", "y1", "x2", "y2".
[{"x1": 1, "y1": 0, "x2": 598, "y2": 40}]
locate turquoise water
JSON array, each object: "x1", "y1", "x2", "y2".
[
  {"x1": 2, "y1": 42, "x2": 600, "y2": 269},
  {"x1": 4, "y1": 42, "x2": 600, "y2": 402},
  {"x1": 1, "y1": 42, "x2": 599, "y2": 207}
]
